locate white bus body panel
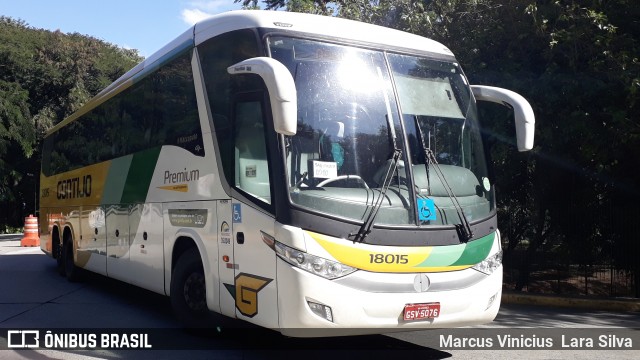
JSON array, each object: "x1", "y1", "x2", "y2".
[
  {"x1": 78, "y1": 207, "x2": 107, "y2": 275},
  {"x1": 277, "y1": 262, "x2": 502, "y2": 336},
  {"x1": 163, "y1": 200, "x2": 220, "y2": 310},
  {"x1": 230, "y1": 202, "x2": 278, "y2": 329},
  {"x1": 128, "y1": 203, "x2": 164, "y2": 293},
  {"x1": 216, "y1": 200, "x2": 236, "y2": 318},
  {"x1": 105, "y1": 204, "x2": 131, "y2": 281}
]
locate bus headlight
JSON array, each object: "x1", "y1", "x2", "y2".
[
  {"x1": 274, "y1": 241, "x2": 357, "y2": 280},
  {"x1": 471, "y1": 250, "x2": 502, "y2": 275}
]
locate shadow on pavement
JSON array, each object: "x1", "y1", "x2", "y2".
[{"x1": 0, "y1": 250, "x2": 451, "y2": 359}]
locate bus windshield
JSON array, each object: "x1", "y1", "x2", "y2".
[{"x1": 269, "y1": 36, "x2": 494, "y2": 227}]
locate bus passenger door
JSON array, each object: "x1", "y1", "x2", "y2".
[
  {"x1": 228, "y1": 93, "x2": 278, "y2": 328},
  {"x1": 231, "y1": 203, "x2": 277, "y2": 328}
]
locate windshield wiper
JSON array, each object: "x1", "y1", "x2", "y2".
[
  {"x1": 350, "y1": 91, "x2": 401, "y2": 243},
  {"x1": 415, "y1": 117, "x2": 473, "y2": 241},
  {"x1": 350, "y1": 148, "x2": 402, "y2": 242},
  {"x1": 290, "y1": 171, "x2": 308, "y2": 191}
]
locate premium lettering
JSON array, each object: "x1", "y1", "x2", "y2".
[{"x1": 164, "y1": 168, "x2": 199, "y2": 184}]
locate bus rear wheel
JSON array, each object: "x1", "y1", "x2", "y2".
[
  {"x1": 55, "y1": 239, "x2": 64, "y2": 276},
  {"x1": 171, "y1": 248, "x2": 212, "y2": 328},
  {"x1": 63, "y1": 239, "x2": 82, "y2": 282}
]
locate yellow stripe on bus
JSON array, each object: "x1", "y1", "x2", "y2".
[
  {"x1": 40, "y1": 161, "x2": 111, "y2": 207},
  {"x1": 157, "y1": 184, "x2": 189, "y2": 192},
  {"x1": 307, "y1": 230, "x2": 437, "y2": 273}
]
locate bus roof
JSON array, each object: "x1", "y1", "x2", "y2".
[
  {"x1": 109, "y1": 10, "x2": 454, "y2": 98},
  {"x1": 48, "y1": 10, "x2": 454, "y2": 136},
  {"x1": 193, "y1": 10, "x2": 453, "y2": 56}
]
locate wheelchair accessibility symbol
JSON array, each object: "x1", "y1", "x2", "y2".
[
  {"x1": 417, "y1": 198, "x2": 436, "y2": 221},
  {"x1": 232, "y1": 203, "x2": 242, "y2": 223}
]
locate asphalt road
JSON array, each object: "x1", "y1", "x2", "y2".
[{"x1": 1, "y1": 236, "x2": 639, "y2": 359}]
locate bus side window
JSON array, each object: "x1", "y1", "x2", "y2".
[
  {"x1": 197, "y1": 28, "x2": 261, "y2": 191},
  {"x1": 233, "y1": 98, "x2": 271, "y2": 204}
]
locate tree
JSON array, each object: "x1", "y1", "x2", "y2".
[
  {"x1": 239, "y1": 0, "x2": 335, "y2": 14},
  {"x1": 0, "y1": 16, "x2": 142, "y2": 230}
]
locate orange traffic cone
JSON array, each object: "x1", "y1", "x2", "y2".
[{"x1": 21, "y1": 214, "x2": 40, "y2": 247}]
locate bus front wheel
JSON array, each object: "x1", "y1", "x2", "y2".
[{"x1": 170, "y1": 248, "x2": 212, "y2": 328}]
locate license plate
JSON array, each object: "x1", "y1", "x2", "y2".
[{"x1": 403, "y1": 303, "x2": 440, "y2": 321}]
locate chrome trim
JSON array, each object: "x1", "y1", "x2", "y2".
[{"x1": 333, "y1": 267, "x2": 489, "y2": 293}]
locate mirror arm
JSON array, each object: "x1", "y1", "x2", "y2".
[
  {"x1": 228, "y1": 57, "x2": 298, "y2": 135},
  {"x1": 471, "y1": 85, "x2": 535, "y2": 152}
]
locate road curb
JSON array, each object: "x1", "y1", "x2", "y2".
[
  {"x1": 0, "y1": 234, "x2": 23, "y2": 242},
  {"x1": 502, "y1": 291, "x2": 640, "y2": 312}
]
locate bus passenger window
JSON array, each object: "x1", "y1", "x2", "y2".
[{"x1": 234, "y1": 100, "x2": 271, "y2": 204}]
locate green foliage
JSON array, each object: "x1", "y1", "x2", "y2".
[
  {"x1": 0, "y1": 16, "x2": 142, "y2": 228},
  {"x1": 238, "y1": 0, "x2": 335, "y2": 14},
  {"x1": 0, "y1": 80, "x2": 33, "y2": 156}
]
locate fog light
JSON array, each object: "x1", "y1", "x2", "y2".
[{"x1": 308, "y1": 301, "x2": 333, "y2": 322}]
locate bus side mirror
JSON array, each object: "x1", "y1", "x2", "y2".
[
  {"x1": 471, "y1": 85, "x2": 535, "y2": 152},
  {"x1": 228, "y1": 57, "x2": 297, "y2": 135}
]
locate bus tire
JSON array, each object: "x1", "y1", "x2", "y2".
[
  {"x1": 55, "y1": 240, "x2": 65, "y2": 277},
  {"x1": 170, "y1": 248, "x2": 213, "y2": 328},
  {"x1": 63, "y1": 239, "x2": 82, "y2": 282}
]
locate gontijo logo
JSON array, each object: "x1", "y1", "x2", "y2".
[{"x1": 57, "y1": 175, "x2": 92, "y2": 199}]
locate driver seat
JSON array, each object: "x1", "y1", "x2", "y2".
[{"x1": 319, "y1": 121, "x2": 345, "y2": 169}]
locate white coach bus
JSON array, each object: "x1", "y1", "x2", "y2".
[{"x1": 39, "y1": 10, "x2": 534, "y2": 336}]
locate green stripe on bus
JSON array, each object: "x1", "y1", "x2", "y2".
[
  {"x1": 415, "y1": 232, "x2": 494, "y2": 268},
  {"x1": 416, "y1": 241, "x2": 466, "y2": 267},
  {"x1": 120, "y1": 147, "x2": 162, "y2": 204},
  {"x1": 449, "y1": 232, "x2": 494, "y2": 266},
  {"x1": 101, "y1": 155, "x2": 133, "y2": 205}
]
